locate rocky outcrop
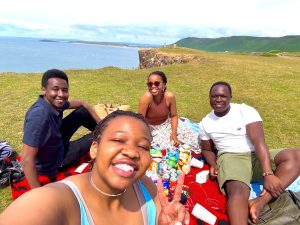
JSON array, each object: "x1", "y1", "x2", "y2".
[{"x1": 139, "y1": 49, "x2": 189, "y2": 69}]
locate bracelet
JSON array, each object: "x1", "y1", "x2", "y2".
[{"x1": 262, "y1": 171, "x2": 274, "y2": 177}]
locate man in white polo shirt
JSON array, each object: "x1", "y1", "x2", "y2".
[{"x1": 199, "y1": 81, "x2": 300, "y2": 225}]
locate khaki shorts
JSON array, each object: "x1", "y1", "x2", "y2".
[{"x1": 217, "y1": 149, "x2": 283, "y2": 194}]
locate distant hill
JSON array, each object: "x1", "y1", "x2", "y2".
[{"x1": 175, "y1": 35, "x2": 300, "y2": 52}]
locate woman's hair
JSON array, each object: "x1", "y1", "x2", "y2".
[
  {"x1": 148, "y1": 71, "x2": 167, "y2": 84},
  {"x1": 209, "y1": 81, "x2": 232, "y2": 97},
  {"x1": 92, "y1": 110, "x2": 150, "y2": 143}
]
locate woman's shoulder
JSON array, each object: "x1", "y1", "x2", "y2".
[
  {"x1": 33, "y1": 181, "x2": 78, "y2": 207},
  {"x1": 141, "y1": 91, "x2": 153, "y2": 98},
  {"x1": 22, "y1": 182, "x2": 72, "y2": 202},
  {"x1": 139, "y1": 91, "x2": 153, "y2": 103},
  {"x1": 0, "y1": 182, "x2": 78, "y2": 225},
  {"x1": 164, "y1": 91, "x2": 176, "y2": 99},
  {"x1": 164, "y1": 91, "x2": 176, "y2": 106}
]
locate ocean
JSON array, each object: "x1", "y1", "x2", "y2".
[{"x1": 0, "y1": 37, "x2": 140, "y2": 73}]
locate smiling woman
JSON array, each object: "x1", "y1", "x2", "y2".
[
  {"x1": 0, "y1": 110, "x2": 190, "y2": 225},
  {"x1": 138, "y1": 71, "x2": 199, "y2": 150}
]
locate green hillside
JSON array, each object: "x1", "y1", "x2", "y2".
[{"x1": 175, "y1": 35, "x2": 300, "y2": 52}]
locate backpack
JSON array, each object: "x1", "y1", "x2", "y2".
[
  {"x1": 0, "y1": 141, "x2": 24, "y2": 189},
  {"x1": 248, "y1": 190, "x2": 300, "y2": 225}
]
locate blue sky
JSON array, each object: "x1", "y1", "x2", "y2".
[{"x1": 0, "y1": 0, "x2": 299, "y2": 45}]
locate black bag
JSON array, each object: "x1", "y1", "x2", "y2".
[
  {"x1": 0, "y1": 151, "x2": 24, "y2": 189},
  {"x1": 249, "y1": 191, "x2": 300, "y2": 225}
]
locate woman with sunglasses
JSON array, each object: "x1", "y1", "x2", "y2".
[
  {"x1": 1, "y1": 110, "x2": 189, "y2": 225},
  {"x1": 138, "y1": 71, "x2": 199, "y2": 150}
]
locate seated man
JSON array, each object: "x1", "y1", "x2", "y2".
[
  {"x1": 21, "y1": 69, "x2": 100, "y2": 189},
  {"x1": 198, "y1": 81, "x2": 300, "y2": 225}
]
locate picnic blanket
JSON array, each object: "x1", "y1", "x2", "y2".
[
  {"x1": 11, "y1": 156, "x2": 228, "y2": 225},
  {"x1": 10, "y1": 153, "x2": 300, "y2": 225},
  {"x1": 185, "y1": 154, "x2": 228, "y2": 225},
  {"x1": 10, "y1": 153, "x2": 92, "y2": 200}
]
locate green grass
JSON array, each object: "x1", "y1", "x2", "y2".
[{"x1": 1, "y1": 48, "x2": 300, "y2": 212}]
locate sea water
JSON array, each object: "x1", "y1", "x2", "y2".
[{"x1": 0, "y1": 37, "x2": 140, "y2": 73}]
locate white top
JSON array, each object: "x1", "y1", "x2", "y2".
[{"x1": 199, "y1": 103, "x2": 262, "y2": 153}]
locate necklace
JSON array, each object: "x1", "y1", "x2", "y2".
[{"x1": 90, "y1": 176, "x2": 126, "y2": 197}]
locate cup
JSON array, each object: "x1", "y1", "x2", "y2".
[
  {"x1": 191, "y1": 157, "x2": 204, "y2": 168},
  {"x1": 192, "y1": 203, "x2": 217, "y2": 225},
  {"x1": 196, "y1": 170, "x2": 209, "y2": 184}
]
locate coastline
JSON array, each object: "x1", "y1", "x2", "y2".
[
  {"x1": 69, "y1": 40, "x2": 142, "y2": 49},
  {"x1": 40, "y1": 39, "x2": 159, "y2": 49}
]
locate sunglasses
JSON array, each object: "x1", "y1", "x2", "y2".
[{"x1": 146, "y1": 81, "x2": 161, "y2": 87}]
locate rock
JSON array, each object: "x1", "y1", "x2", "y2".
[{"x1": 139, "y1": 49, "x2": 190, "y2": 69}]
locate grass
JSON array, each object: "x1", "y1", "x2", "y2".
[{"x1": 1, "y1": 47, "x2": 300, "y2": 212}]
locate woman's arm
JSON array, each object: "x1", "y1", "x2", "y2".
[
  {"x1": 138, "y1": 92, "x2": 152, "y2": 117},
  {"x1": 201, "y1": 140, "x2": 218, "y2": 179},
  {"x1": 20, "y1": 144, "x2": 41, "y2": 189},
  {"x1": 166, "y1": 92, "x2": 179, "y2": 146},
  {"x1": 247, "y1": 121, "x2": 284, "y2": 198}
]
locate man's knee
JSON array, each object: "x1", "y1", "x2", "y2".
[
  {"x1": 72, "y1": 107, "x2": 96, "y2": 129},
  {"x1": 274, "y1": 148, "x2": 300, "y2": 166},
  {"x1": 225, "y1": 180, "x2": 250, "y2": 197},
  {"x1": 74, "y1": 106, "x2": 90, "y2": 117}
]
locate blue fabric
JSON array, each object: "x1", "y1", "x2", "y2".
[
  {"x1": 250, "y1": 176, "x2": 300, "y2": 199},
  {"x1": 138, "y1": 180, "x2": 156, "y2": 225},
  {"x1": 23, "y1": 95, "x2": 69, "y2": 175},
  {"x1": 77, "y1": 194, "x2": 91, "y2": 225},
  {"x1": 60, "y1": 180, "x2": 91, "y2": 225},
  {"x1": 181, "y1": 117, "x2": 199, "y2": 133},
  {"x1": 64, "y1": 179, "x2": 155, "y2": 225}
]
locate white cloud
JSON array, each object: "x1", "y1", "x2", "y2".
[{"x1": 0, "y1": 0, "x2": 299, "y2": 44}]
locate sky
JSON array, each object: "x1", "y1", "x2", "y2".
[{"x1": 0, "y1": 0, "x2": 299, "y2": 45}]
